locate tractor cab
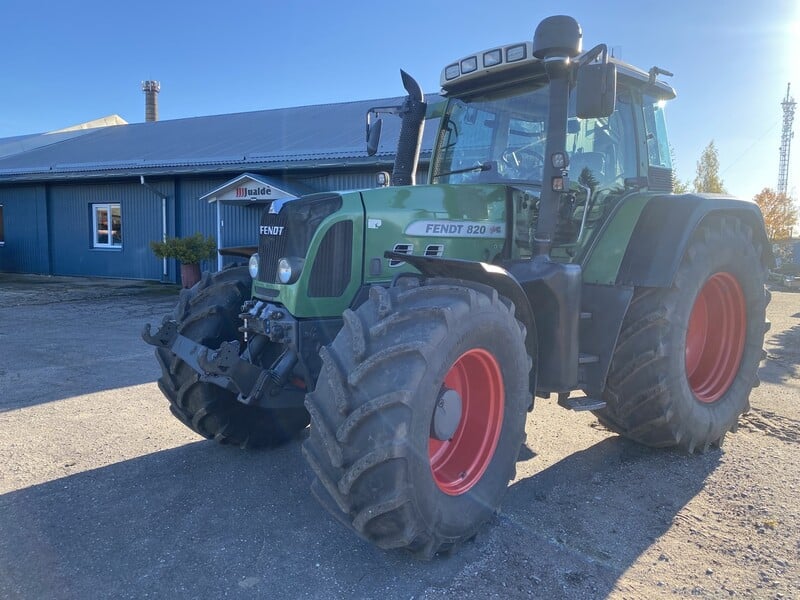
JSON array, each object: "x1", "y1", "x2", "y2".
[{"x1": 427, "y1": 38, "x2": 677, "y2": 261}]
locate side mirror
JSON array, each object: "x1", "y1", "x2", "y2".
[
  {"x1": 576, "y1": 63, "x2": 617, "y2": 119},
  {"x1": 367, "y1": 118, "x2": 383, "y2": 156}
]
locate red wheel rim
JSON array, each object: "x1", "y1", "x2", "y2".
[
  {"x1": 685, "y1": 272, "x2": 746, "y2": 403},
  {"x1": 429, "y1": 348, "x2": 504, "y2": 496}
]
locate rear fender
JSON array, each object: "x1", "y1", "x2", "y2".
[{"x1": 616, "y1": 194, "x2": 773, "y2": 287}]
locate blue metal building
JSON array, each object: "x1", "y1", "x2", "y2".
[{"x1": 0, "y1": 96, "x2": 439, "y2": 282}]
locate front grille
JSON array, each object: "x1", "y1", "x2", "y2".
[
  {"x1": 258, "y1": 212, "x2": 289, "y2": 282},
  {"x1": 256, "y1": 193, "x2": 343, "y2": 284},
  {"x1": 309, "y1": 220, "x2": 353, "y2": 297}
]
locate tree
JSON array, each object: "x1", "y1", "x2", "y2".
[
  {"x1": 753, "y1": 187, "x2": 798, "y2": 240},
  {"x1": 672, "y1": 178, "x2": 690, "y2": 194},
  {"x1": 669, "y1": 144, "x2": 691, "y2": 193},
  {"x1": 693, "y1": 141, "x2": 727, "y2": 193}
]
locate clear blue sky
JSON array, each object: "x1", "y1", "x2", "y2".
[{"x1": 1, "y1": 0, "x2": 798, "y2": 201}]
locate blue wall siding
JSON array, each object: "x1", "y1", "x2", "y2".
[
  {"x1": 48, "y1": 182, "x2": 167, "y2": 279},
  {"x1": 176, "y1": 177, "x2": 226, "y2": 240},
  {"x1": 0, "y1": 185, "x2": 49, "y2": 273},
  {"x1": 0, "y1": 164, "x2": 431, "y2": 280},
  {"x1": 220, "y1": 203, "x2": 262, "y2": 249},
  {"x1": 174, "y1": 177, "x2": 229, "y2": 275},
  {"x1": 295, "y1": 167, "x2": 429, "y2": 192}
]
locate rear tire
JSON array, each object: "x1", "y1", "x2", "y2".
[
  {"x1": 155, "y1": 266, "x2": 309, "y2": 448},
  {"x1": 595, "y1": 216, "x2": 769, "y2": 452},
  {"x1": 302, "y1": 278, "x2": 530, "y2": 558}
]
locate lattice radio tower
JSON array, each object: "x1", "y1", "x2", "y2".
[{"x1": 778, "y1": 83, "x2": 796, "y2": 196}]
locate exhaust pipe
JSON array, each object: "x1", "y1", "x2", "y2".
[{"x1": 391, "y1": 70, "x2": 426, "y2": 186}]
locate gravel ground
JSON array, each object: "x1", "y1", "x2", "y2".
[{"x1": 0, "y1": 273, "x2": 797, "y2": 599}]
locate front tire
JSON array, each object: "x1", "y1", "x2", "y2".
[
  {"x1": 155, "y1": 266, "x2": 310, "y2": 448},
  {"x1": 302, "y1": 278, "x2": 530, "y2": 558},
  {"x1": 596, "y1": 216, "x2": 769, "y2": 452}
]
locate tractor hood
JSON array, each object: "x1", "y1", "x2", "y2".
[{"x1": 361, "y1": 183, "x2": 518, "y2": 285}]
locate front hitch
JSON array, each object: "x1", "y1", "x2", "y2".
[
  {"x1": 142, "y1": 319, "x2": 178, "y2": 347},
  {"x1": 142, "y1": 320, "x2": 301, "y2": 408}
]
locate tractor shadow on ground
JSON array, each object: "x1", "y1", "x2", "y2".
[
  {"x1": 0, "y1": 431, "x2": 720, "y2": 599},
  {"x1": 0, "y1": 438, "x2": 474, "y2": 599},
  {"x1": 473, "y1": 435, "x2": 723, "y2": 597},
  {"x1": 759, "y1": 315, "x2": 800, "y2": 385}
]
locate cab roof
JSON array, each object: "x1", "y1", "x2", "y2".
[{"x1": 440, "y1": 41, "x2": 676, "y2": 100}]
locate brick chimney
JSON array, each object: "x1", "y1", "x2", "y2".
[{"x1": 141, "y1": 80, "x2": 161, "y2": 122}]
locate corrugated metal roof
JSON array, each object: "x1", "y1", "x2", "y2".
[
  {"x1": 0, "y1": 95, "x2": 442, "y2": 182},
  {"x1": 0, "y1": 129, "x2": 98, "y2": 160}
]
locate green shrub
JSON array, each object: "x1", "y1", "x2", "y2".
[{"x1": 150, "y1": 233, "x2": 217, "y2": 264}]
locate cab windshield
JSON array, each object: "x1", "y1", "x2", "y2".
[
  {"x1": 432, "y1": 80, "x2": 639, "y2": 260},
  {"x1": 431, "y1": 81, "x2": 637, "y2": 192},
  {"x1": 432, "y1": 82, "x2": 550, "y2": 185}
]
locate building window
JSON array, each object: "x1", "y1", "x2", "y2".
[
  {"x1": 0, "y1": 204, "x2": 4, "y2": 245},
  {"x1": 92, "y1": 203, "x2": 122, "y2": 248}
]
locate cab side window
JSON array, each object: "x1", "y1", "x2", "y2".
[
  {"x1": 643, "y1": 96, "x2": 672, "y2": 169},
  {"x1": 566, "y1": 91, "x2": 637, "y2": 191}
]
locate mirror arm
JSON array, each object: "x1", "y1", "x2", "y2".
[
  {"x1": 577, "y1": 43, "x2": 609, "y2": 68},
  {"x1": 365, "y1": 105, "x2": 402, "y2": 142},
  {"x1": 647, "y1": 66, "x2": 674, "y2": 85}
]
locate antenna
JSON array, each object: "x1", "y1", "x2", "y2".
[{"x1": 778, "y1": 83, "x2": 796, "y2": 196}]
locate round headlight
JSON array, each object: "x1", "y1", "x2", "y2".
[
  {"x1": 277, "y1": 257, "x2": 304, "y2": 284},
  {"x1": 277, "y1": 258, "x2": 292, "y2": 283},
  {"x1": 248, "y1": 253, "x2": 259, "y2": 279}
]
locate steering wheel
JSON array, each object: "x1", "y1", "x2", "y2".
[{"x1": 499, "y1": 146, "x2": 545, "y2": 180}]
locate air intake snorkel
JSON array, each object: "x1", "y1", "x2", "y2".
[
  {"x1": 391, "y1": 70, "x2": 427, "y2": 186},
  {"x1": 364, "y1": 70, "x2": 426, "y2": 186},
  {"x1": 531, "y1": 15, "x2": 583, "y2": 257}
]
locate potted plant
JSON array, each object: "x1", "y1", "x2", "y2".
[{"x1": 150, "y1": 233, "x2": 217, "y2": 288}]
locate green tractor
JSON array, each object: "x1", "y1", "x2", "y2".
[{"x1": 144, "y1": 16, "x2": 771, "y2": 558}]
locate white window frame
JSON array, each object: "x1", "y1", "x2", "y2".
[{"x1": 92, "y1": 203, "x2": 122, "y2": 249}]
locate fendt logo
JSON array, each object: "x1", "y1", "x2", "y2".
[
  {"x1": 260, "y1": 225, "x2": 285, "y2": 235},
  {"x1": 236, "y1": 186, "x2": 272, "y2": 198}
]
